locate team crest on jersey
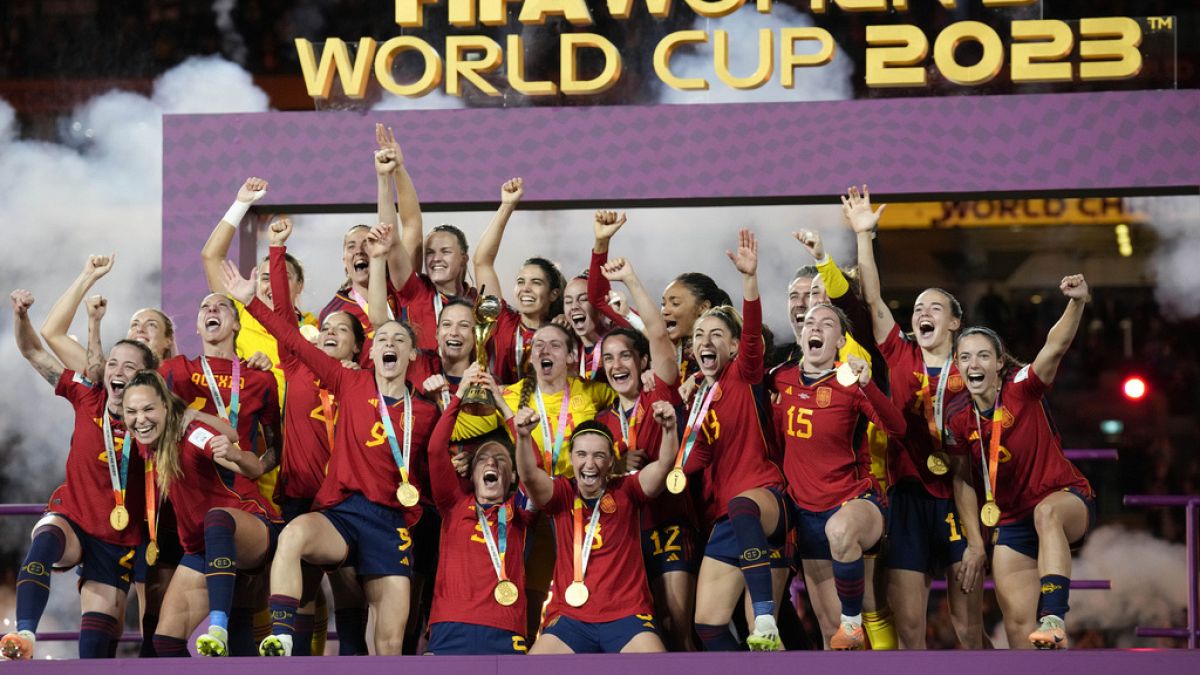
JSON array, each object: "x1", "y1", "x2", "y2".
[
  {"x1": 816, "y1": 387, "x2": 832, "y2": 408},
  {"x1": 948, "y1": 373, "x2": 965, "y2": 392},
  {"x1": 600, "y1": 494, "x2": 617, "y2": 514},
  {"x1": 1000, "y1": 407, "x2": 1015, "y2": 428}
]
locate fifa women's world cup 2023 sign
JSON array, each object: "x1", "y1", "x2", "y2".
[{"x1": 294, "y1": 0, "x2": 1171, "y2": 100}]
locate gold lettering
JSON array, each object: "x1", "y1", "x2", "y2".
[
  {"x1": 781, "y1": 27, "x2": 835, "y2": 87},
  {"x1": 507, "y1": 35, "x2": 557, "y2": 95},
  {"x1": 445, "y1": 36, "x2": 503, "y2": 96},
  {"x1": 1079, "y1": 17, "x2": 1143, "y2": 81},
  {"x1": 1011, "y1": 20, "x2": 1073, "y2": 83},
  {"x1": 685, "y1": 0, "x2": 745, "y2": 20},
  {"x1": 714, "y1": 29, "x2": 773, "y2": 90},
  {"x1": 375, "y1": 37, "x2": 443, "y2": 96},
  {"x1": 866, "y1": 24, "x2": 927, "y2": 88},
  {"x1": 653, "y1": 30, "x2": 709, "y2": 91},
  {"x1": 479, "y1": 0, "x2": 521, "y2": 25},
  {"x1": 519, "y1": 0, "x2": 593, "y2": 26},
  {"x1": 561, "y1": 34, "x2": 622, "y2": 95},
  {"x1": 295, "y1": 38, "x2": 377, "y2": 99},
  {"x1": 606, "y1": 0, "x2": 674, "y2": 19},
  {"x1": 933, "y1": 21, "x2": 1003, "y2": 86}
]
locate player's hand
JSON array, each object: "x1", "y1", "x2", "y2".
[
  {"x1": 83, "y1": 254, "x2": 116, "y2": 282},
  {"x1": 593, "y1": 210, "x2": 627, "y2": 242},
  {"x1": 374, "y1": 148, "x2": 398, "y2": 176},
  {"x1": 500, "y1": 177, "x2": 524, "y2": 205},
  {"x1": 451, "y1": 448, "x2": 472, "y2": 477},
  {"x1": 550, "y1": 314, "x2": 572, "y2": 333},
  {"x1": 640, "y1": 371, "x2": 657, "y2": 392},
  {"x1": 792, "y1": 230, "x2": 825, "y2": 261},
  {"x1": 85, "y1": 295, "x2": 108, "y2": 322},
  {"x1": 846, "y1": 355, "x2": 871, "y2": 387},
  {"x1": 366, "y1": 223, "x2": 395, "y2": 258},
  {"x1": 678, "y1": 375, "x2": 699, "y2": 404},
  {"x1": 957, "y1": 543, "x2": 987, "y2": 594},
  {"x1": 1061, "y1": 274, "x2": 1090, "y2": 302},
  {"x1": 624, "y1": 449, "x2": 648, "y2": 471},
  {"x1": 219, "y1": 260, "x2": 257, "y2": 306},
  {"x1": 10, "y1": 289, "x2": 34, "y2": 317},
  {"x1": 246, "y1": 351, "x2": 274, "y2": 371},
  {"x1": 237, "y1": 177, "x2": 268, "y2": 204},
  {"x1": 375, "y1": 123, "x2": 404, "y2": 164},
  {"x1": 841, "y1": 184, "x2": 886, "y2": 234},
  {"x1": 650, "y1": 399, "x2": 677, "y2": 428},
  {"x1": 423, "y1": 374, "x2": 449, "y2": 399},
  {"x1": 513, "y1": 407, "x2": 540, "y2": 438},
  {"x1": 726, "y1": 228, "x2": 757, "y2": 277},
  {"x1": 606, "y1": 290, "x2": 629, "y2": 317},
  {"x1": 209, "y1": 435, "x2": 238, "y2": 462},
  {"x1": 601, "y1": 257, "x2": 635, "y2": 284},
  {"x1": 340, "y1": 359, "x2": 361, "y2": 370},
  {"x1": 269, "y1": 217, "x2": 293, "y2": 247}
]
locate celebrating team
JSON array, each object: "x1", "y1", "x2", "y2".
[{"x1": 1, "y1": 128, "x2": 1096, "y2": 659}]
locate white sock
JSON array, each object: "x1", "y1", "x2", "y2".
[
  {"x1": 754, "y1": 614, "x2": 778, "y2": 634},
  {"x1": 841, "y1": 613, "x2": 863, "y2": 627}
]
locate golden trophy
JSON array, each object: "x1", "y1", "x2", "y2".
[{"x1": 461, "y1": 295, "x2": 502, "y2": 415}]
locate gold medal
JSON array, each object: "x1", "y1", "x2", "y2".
[
  {"x1": 665, "y1": 468, "x2": 687, "y2": 495},
  {"x1": 396, "y1": 482, "x2": 420, "y2": 507},
  {"x1": 110, "y1": 505, "x2": 130, "y2": 531},
  {"x1": 926, "y1": 452, "x2": 950, "y2": 476},
  {"x1": 493, "y1": 580, "x2": 519, "y2": 607},
  {"x1": 980, "y1": 500, "x2": 1001, "y2": 527},
  {"x1": 146, "y1": 541, "x2": 159, "y2": 566},
  {"x1": 836, "y1": 362, "x2": 858, "y2": 387},
  {"x1": 564, "y1": 581, "x2": 590, "y2": 608}
]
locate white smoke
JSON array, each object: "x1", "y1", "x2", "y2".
[
  {"x1": 1129, "y1": 195, "x2": 1200, "y2": 319},
  {"x1": 213, "y1": 0, "x2": 249, "y2": 66}
]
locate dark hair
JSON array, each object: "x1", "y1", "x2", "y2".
[
  {"x1": 956, "y1": 326, "x2": 1025, "y2": 380},
  {"x1": 374, "y1": 319, "x2": 418, "y2": 347},
  {"x1": 520, "y1": 257, "x2": 566, "y2": 319},
  {"x1": 112, "y1": 339, "x2": 160, "y2": 372},
  {"x1": 673, "y1": 272, "x2": 732, "y2": 311},
  {"x1": 429, "y1": 224, "x2": 469, "y2": 255},
  {"x1": 921, "y1": 287, "x2": 964, "y2": 320},
  {"x1": 260, "y1": 252, "x2": 305, "y2": 285},
  {"x1": 805, "y1": 302, "x2": 854, "y2": 337},
  {"x1": 571, "y1": 419, "x2": 615, "y2": 450},
  {"x1": 468, "y1": 429, "x2": 516, "y2": 480},
  {"x1": 792, "y1": 265, "x2": 819, "y2": 281},
  {"x1": 516, "y1": 323, "x2": 579, "y2": 410},
  {"x1": 438, "y1": 298, "x2": 476, "y2": 321},
  {"x1": 324, "y1": 311, "x2": 367, "y2": 360},
  {"x1": 600, "y1": 327, "x2": 650, "y2": 362}
]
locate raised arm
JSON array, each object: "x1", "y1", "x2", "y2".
[
  {"x1": 472, "y1": 178, "x2": 523, "y2": 301},
  {"x1": 728, "y1": 229, "x2": 764, "y2": 382},
  {"x1": 1031, "y1": 274, "x2": 1089, "y2": 387},
  {"x1": 601, "y1": 257, "x2": 678, "y2": 385},
  {"x1": 202, "y1": 178, "x2": 267, "y2": 294},
  {"x1": 513, "y1": 406, "x2": 554, "y2": 507},
  {"x1": 366, "y1": 223, "x2": 396, "y2": 329},
  {"x1": 208, "y1": 435, "x2": 264, "y2": 480},
  {"x1": 587, "y1": 210, "x2": 632, "y2": 329},
  {"x1": 83, "y1": 295, "x2": 107, "y2": 382},
  {"x1": 426, "y1": 394, "x2": 466, "y2": 510},
  {"x1": 841, "y1": 185, "x2": 894, "y2": 345},
  {"x1": 13, "y1": 290, "x2": 65, "y2": 387},
  {"x1": 377, "y1": 124, "x2": 424, "y2": 275},
  {"x1": 40, "y1": 254, "x2": 114, "y2": 372},
  {"x1": 638, "y1": 400, "x2": 681, "y2": 499},
  {"x1": 374, "y1": 145, "x2": 417, "y2": 289}
]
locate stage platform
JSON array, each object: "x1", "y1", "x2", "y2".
[{"x1": 16, "y1": 650, "x2": 1200, "y2": 674}]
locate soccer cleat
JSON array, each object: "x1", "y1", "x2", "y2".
[
  {"x1": 830, "y1": 621, "x2": 866, "y2": 651},
  {"x1": 259, "y1": 634, "x2": 293, "y2": 657},
  {"x1": 1029, "y1": 615, "x2": 1068, "y2": 650},
  {"x1": 746, "y1": 615, "x2": 783, "y2": 652},
  {"x1": 0, "y1": 631, "x2": 35, "y2": 660},
  {"x1": 196, "y1": 625, "x2": 230, "y2": 657}
]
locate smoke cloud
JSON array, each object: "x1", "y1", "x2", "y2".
[{"x1": 1129, "y1": 195, "x2": 1200, "y2": 319}]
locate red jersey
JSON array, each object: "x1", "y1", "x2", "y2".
[
  {"x1": 245, "y1": 298, "x2": 438, "y2": 517},
  {"x1": 541, "y1": 476, "x2": 653, "y2": 624},
  {"x1": 769, "y1": 365, "x2": 905, "y2": 511},
  {"x1": 946, "y1": 365, "x2": 1093, "y2": 525},
  {"x1": 687, "y1": 298, "x2": 785, "y2": 520},
  {"x1": 878, "y1": 324, "x2": 970, "y2": 499},
  {"x1": 487, "y1": 302, "x2": 535, "y2": 386},
  {"x1": 594, "y1": 374, "x2": 694, "y2": 530},
  {"x1": 49, "y1": 370, "x2": 145, "y2": 547},
  {"x1": 427, "y1": 399, "x2": 534, "y2": 634},
  {"x1": 406, "y1": 349, "x2": 459, "y2": 409},
  {"x1": 159, "y1": 355, "x2": 280, "y2": 457},
  {"x1": 394, "y1": 270, "x2": 476, "y2": 353},
  {"x1": 157, "y1": 420, "x2": 278, "y2": 554},
  {"x1": 319, "y1": 284, "x2": 399, "y2": 368}
]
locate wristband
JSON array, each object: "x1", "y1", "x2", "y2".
[
  {"x1": 222, "y1": 193, "x2": 264, "y2": 226},
  {"x1": 625, "y1": 310, "x2": 646, "y2": 332}
]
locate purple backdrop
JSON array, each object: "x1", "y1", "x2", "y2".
[
  {"x1": 163, "y1": 90, "x2": 1200, "y2": 356},
  {"x1": 18, "y1": 650, "x2": 1200, "y2": 672}
]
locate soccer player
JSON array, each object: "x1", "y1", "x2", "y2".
[
  {"x1": 561, "y1": 271, "x2": 608, "y2": 380},
  {"x1": 843, "y1": 185, "x2": 984, "y2": 649},
  {"x1": 120, "y1": 369, "x2": 279, "y2": 657},
  {"x1": 221, "y1": 261, "x2": 440, "y2": 657},
  {"x1": 684, "y1": 229, "x2": 789, "y2": 652},
  {"x1": 515, "y1": 405, "x2": 682, "y2": 654},
  {"x1": 770, "y1": 303, "x2": 906, "y2": 650},
  {"x1": 947, "y1": 274, "x2": 1096, "y2": 650},
  {"x1": 473, "y1": 177, "x2": 569, "y2": 385},
  {"x1": 423, "y1": 365, "x2": 536, "y2": 654},
  {"x1": 1, "y1": 291, "x2": 158, "y2": 660}
]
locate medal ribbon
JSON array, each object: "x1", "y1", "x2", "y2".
[
  {"x1": 350, "y1": 288, "x2": 394, "y2": 322},
  {"x1": 318, "y1": 388, "x2": 336, "y2": 451},
  {"x1": 578, "y1": 343, "x2": 602, "y2": 379},
  {"x1": 144, "y1": 459, "x2": 159, "y2": 551},
  {"x1": 534, "y1": 380, "x2": 572, "y2": 474},
  {"x1": 921, "y1": 356, "x2": 953, "y2": 450},
  {"x1": 974, "y1": 386, "x2": 1003, "y2": 506},
  {"x1": 674, "y1": 382, "x2": 719, "y2": 472},
  {"x1": 200, "y1": 356, "x2": 240, "y2": 430},
  {"x1": 375, "y1": 384, "x2": 414, "y2": 486},
  {"x1": 433, "y1": 292, "x2": 444, "y2": 326},
  {"x1": 103, "y1": 409, "x2": 129, "y2": 510},
  {"x1": 476, "y1": 504, "x2": 510, "y2": 582},
  {"x1": 572, "y1": 495, "x2": 604, "y2": 583},
  {"x1": 618, "y1": 396, "x2": 640, "y2": 456}
]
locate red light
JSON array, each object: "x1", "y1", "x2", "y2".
[{"x1": 1123, "y1": 376, "x2": 1147, "y2": 401}]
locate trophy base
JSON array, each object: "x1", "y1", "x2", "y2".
[{"x1": 460, "y1": 390, "x2": 497, "y2": 417}]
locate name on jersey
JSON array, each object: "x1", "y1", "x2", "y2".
[{"x1": 189, "y1": 372, "x2": 246, "y2": 389}]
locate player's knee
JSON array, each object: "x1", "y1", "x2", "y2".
[
  {"x1": 275, "y1": 522, "x2": 306, "y2": 557},
  {"x1": 1032, "y1": 501, "x2": 1061, "y2": 534},
  {"x1": 825, "y1": 520, "x2": 854, "y2": 558}
]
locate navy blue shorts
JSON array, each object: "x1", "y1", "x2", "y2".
[
  {"x1": 319, "y1": 493, "x2": 414, "y2": 578},
  {"x1": 703, "y1": 486, "x2": 790, "y2": 568},
  {"x1": 641, "y1": 520, "x2": 701, "y2": 578},
  {"x1": 176, "y1": 514, "x2": 281, "y2": 575},
  {"x1": 411, "y1": 507, "x2": 441, "y2": 578},
  {"x1": 280, "y1": 497, "x2": 315, "y2": 523},
  {"x1": 542, "y1": 614, "x2": 657, "y2": 653},
  {"x1": 992, "y1": 487, "x2": 1096, "y2": 560},
  {"x1": 792, "y1": 492, "x2": 884, "y2": 561},
  {"x1": 53, "y1": 516, "x2": 136, "y2": 592},
  {"x1": 133, "y1": 505, "x2": 185, "y2": 583},
  {"x1": 426, "y1": 622, "x2": 527, "y2": 655},
  {"x1": 885, "y1": 482, "x2": 967, "y2": 574}
]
